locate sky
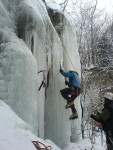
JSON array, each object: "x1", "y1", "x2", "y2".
[
  {"x1": 97, "y1": 0, "x2": 113, "y2": 13},
  {"x1": 54, "y1": 0, "x2": 113, "y2": 14}
]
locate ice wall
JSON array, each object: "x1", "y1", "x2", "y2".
[
  {"x1": 61, "y1": 12, "x2": 81, "y2": 143},
  {"x1": 0, "y1": 0, "x2": 38, "y2": 133},
  {"x1": 0, "y1": 0, "x2": 81, "y2": 148},
  {"x1": 45, "y1": 2, "x2": 81, "y2": 146}
]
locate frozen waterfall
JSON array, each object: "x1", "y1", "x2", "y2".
[{"x1": 0, "y1": 0, "x2": 81, "y2": 148}]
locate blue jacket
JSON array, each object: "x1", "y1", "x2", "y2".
[{"x1": 60, "y1": 69, "x2": 80, "y2": 88}]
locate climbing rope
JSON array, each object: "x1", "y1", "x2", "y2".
[
  {"x1": 63, "y1": 44, "x2": 76, "y2": 71},
  {"x1": 60, "y1": 7, "x2": 77, "y2": 72},
  {"x1": 32, "y1": 141, "x2": 52, "y2": 150}
]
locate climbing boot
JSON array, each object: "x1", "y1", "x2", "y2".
[
  {"x1": 69, "y1": 112, "x2": 78, "y2": 120},
  {"x1": 65, "y1": 101, "x2": 74, "y2": 109}
]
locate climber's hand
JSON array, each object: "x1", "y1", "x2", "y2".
[
  {"x1": 65, "y1": 81, "x2": 69, "y2": 85},
  {"x1": 59, "y1": 61, "x2": 63, "y2": 69}
]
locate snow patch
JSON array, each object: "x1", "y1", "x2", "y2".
[{"x1": 0, "y1": 100, "x2": 61, "y2": 150}]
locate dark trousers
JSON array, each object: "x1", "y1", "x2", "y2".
[
  {"x1": 60, "y1": 87, "x2": 80, "y2": 101},
  {"x1": 60, "y1": 87, "x2": 80, "y2": 113},
  {"x1": 105, "y1": 130, "x2": 113, "y2": 150}
]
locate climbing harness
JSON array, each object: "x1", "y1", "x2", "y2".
[
  {"x1": 32, "y1": 141, "x2": 52, "y2": 150},
  {"x1": 38, "y1": 70, "x2": 46, "y2": 91}
]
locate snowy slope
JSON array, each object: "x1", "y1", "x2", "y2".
[
  {"x1": 0, "y1": 100, "x2": 61, "y2": 150},
  {"x1": 63, "y1": 139, "x2": 106, "y2": 150}
]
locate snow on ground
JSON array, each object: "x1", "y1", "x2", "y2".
[
  {"x1": 0, "y1": 100, "x2": 106, "y2": 150},
  {"x1": 63, "y1": 126, "x2": 106, "y2": 150},
  {"x1": 0, "y1": 100, "x2": 60, "y2": 150},
  {"x1": 63, "y1": 138, "x2": 106, "y2": 150}
]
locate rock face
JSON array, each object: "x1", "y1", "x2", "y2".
[{"x1": 0, "y1": 0, "x2": 81, "y2": 148}]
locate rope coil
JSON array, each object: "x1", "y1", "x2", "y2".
[{"x1": 32, "y1": 141, "x2": 52, "y2": 150}]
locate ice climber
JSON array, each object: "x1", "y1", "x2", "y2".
[
  {"x1": 90, "y1": 92, "x2": 113, "y2": 150},
  {"x1": 59, "y1": 62, "x2": 81, "y2": 120}
]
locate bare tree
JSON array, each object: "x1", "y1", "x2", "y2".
[
  {"x1": 59, "y1": 0, "x2": 69, "y2": 11},
  {"x1": 70, "y1": 0, "x2": 113, "y2": 142}
]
